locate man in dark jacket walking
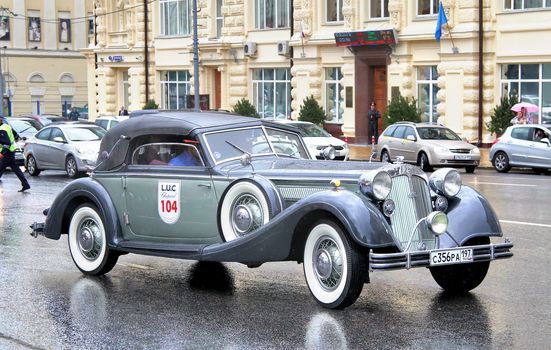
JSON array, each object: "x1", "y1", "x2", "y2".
[
  {"x1": 0, "y1": 118, "x2": 30, "y2": 192},
  {"x1": 367, "y1": 102, "x2": 380, "y2": 144}
]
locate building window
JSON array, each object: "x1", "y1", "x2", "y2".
[
  {"x1": 61, "y1": 95, "x2": 73, "y2": 118},
  {"x1": 255, "y1": 0, "x2": 290, "y2": 29},
  {"x1": 31, "y1": 95, "x2": 43, "y2": 115},
  {"x1": 504, "y1": 0, "x2": 551, "y2": 9},
  {"x1": 418, "y1": 0, "x2": 438, "y2": 16},
  {"x1": 216, "y1": 0, "x2": 224, "y2": 37},
  {"x1": 501, "y1": 63, "x2": 551, "y2": 124},
  {"x1": 160, "y1": 71, "x2": 191, "y2": 110},
  {"x1": 252, "y1": 68, "x2": 291, "y2": 119},
  {"x1": 416, "y1": 66, "x2": 439, "y2": 123},
  {"x1": 160, "y1": 0, "x2": 192, "y2": 36},
  {"x1": 370, "y1": 0, "x2": 389, "y2": 18},
  {"x1": 122, "y1": 71, "x2": 129, "y2": 110},
  {"x1": 327, "y1": 0, "x2": 343, "y2": 22},
  {"x1": 325, "y1": 68, "x2": 344, "y2": 123}
]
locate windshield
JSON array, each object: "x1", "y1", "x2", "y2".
[
  {"x1": 293, "y1": 123, "x2": 331, "y2": 137},
  {"x1": 417, "y1": 127, "x2": 462, "y2": 141},
  {"x1": 9, "y1": 120, "x2": 38, "y2": 134},
  {"x1": 65, "y1": 126, "x2": 106, "y2": 142},
  {"x1": 204, "y1": 126, "x2": 309, "y2": 163}
]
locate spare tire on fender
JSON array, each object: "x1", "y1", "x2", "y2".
[{"x1": 218, "y1": 177, "x2": 283, "y2": 242}]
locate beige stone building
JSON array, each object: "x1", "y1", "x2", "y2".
[
  {"x1": 0, "y1": 0, "x2": 93, "y2": 117},
  {"x1": 87, "y1": 0, "x2": 551, "y2": 144}
]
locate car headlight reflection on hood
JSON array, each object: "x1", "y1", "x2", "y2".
[
  {"x1": 359, "y1": 170, "x2": 392, "y2": 200},
  {"x1": 429, "y1": 168, "x2": 462, "y2": 197}
]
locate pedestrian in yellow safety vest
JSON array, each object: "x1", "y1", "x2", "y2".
[{"x1": 0, "y1": 118, "x2": 31, "y2": 192}]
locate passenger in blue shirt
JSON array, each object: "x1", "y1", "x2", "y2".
[{"x1": 168, "y1": 147, "x2": 201, "y2": 166}]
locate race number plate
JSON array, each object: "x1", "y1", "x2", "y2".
[
  {"x1": 454, "y1": 155, "x2": 472, "y2": 160},
  {"x1": 158, "y1": 182, "x2": 180, "y2": 224},
  {"x1": 430, "y1": 248, "x2": 473, "y2": 266}
]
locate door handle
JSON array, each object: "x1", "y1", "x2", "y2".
[{"x1": 198, "y1": 183, "x2": 212, "y2": 189}]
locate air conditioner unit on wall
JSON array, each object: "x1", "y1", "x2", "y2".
[
  {"x1": 277, "y1": 41, "x2": 290, "y2": 56},
  {"x1": 244, "y1": 42, "x2": 257, "y2": 57}
]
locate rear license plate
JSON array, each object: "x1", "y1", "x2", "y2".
[
  {"x1": 454, "y1": 155, "x2": 472, "y2": 160},
  {"x1": 430, "y1": 248, "x2": 473, "y2": 266}
]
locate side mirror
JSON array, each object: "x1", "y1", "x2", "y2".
[
  {"x1": 52, "y1": 136, "x2": 65, "y2": 143},
  {"x1": 406, "y1": 135, "x2": 417, "y2": 142},
  {"x1": 540, "y1": 138, "x2": 550, "y2": 146}
]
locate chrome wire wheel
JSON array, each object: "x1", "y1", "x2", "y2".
[
  {"x1": 231, "y1": 193, "x2": 264, "y2": 236},
  {"x1": 68, "y1": 204, "x2": 118, "y2": 275},
  {"x1": 303, "y1": 220, "x2": 366, "y2": 309},
  {"x1": 312, "y1": 236, "x2": 343, "y2": 291},
  {"x1": 66, "y1": 156, "x2": 78, "y2": 178}
]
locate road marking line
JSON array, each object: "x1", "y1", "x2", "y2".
[
  {"x1": 466, "y1": 182, "x2": 536, "y2": 187},
  {"x1": 500, "y1": 220, "x2": 551, "y2": 228}
]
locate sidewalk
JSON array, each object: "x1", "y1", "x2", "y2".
[{"x1": 348, "y1": 144, "x2": 492, "y2": 168}]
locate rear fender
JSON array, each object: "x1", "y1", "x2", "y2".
[{"x1": 43, "y1": 178, "x2": 121, "y2": 247}]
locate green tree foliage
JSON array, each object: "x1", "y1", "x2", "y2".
[
  {"x1": 383, "y1": 94, "x2": 421, "y2": 128},
  {"x1": 298, "y1": 95, "x2": 326, "y2": 126},
  {"x1": 232, "y1": 98, "x2": 260, "y2": 118},
  {"x1": 486, "y1": 94, "x2": 518, "y2": 135},
  {"x1": 143, "y1": 99, "x2": 159, "y2": 110}
]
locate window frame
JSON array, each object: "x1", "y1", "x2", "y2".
[
  {"x1": 159, "y1": 0, "x2": 193, "y2": 36},
  {"x1": 255, "y1": 0, "x2": 290, "y2": 29},
  {"x1": 370, "y1": 0, "x2": 390, "y2": 19},
  {"x1": 416, "y1": 66, "x2": 439, "y2": 123},
  {"x1": 131, "y1": 142, "x2": 205, "y2": 167},
  {"x1": 160, "y1": 70, "x2": 191, "y2": 110},
  {"x1": 326, "y1": 0, "x2": 344, "y2": 23},
  {"x1": 417, "y1": 0, "x2": 439, "y2": 16},
  {"x1": 252, "y1": 68, "x2": 291, "y2": 120},
  {"x1": 324, "y1": 67, "x2": 344, "y2": 123},
  {"x1": 504, "y1": 0, "x2": 551, "y2": 10}
]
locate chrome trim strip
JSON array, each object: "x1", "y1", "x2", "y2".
[
  {"x1": 94, "y1": 173, "x2": 213, "y2": 180},
  {"x1": 368, "y1": 241, "x2": 513, "y2": 270}
]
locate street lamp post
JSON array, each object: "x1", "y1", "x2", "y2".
[{"x1": 192, "y1": 0, "x2": 199, "y2": 112}]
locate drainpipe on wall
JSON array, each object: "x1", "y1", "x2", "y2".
[
  {"x1": 144, "y1": 0, "x2": 150, "y2": 104},
  {"x1": 478, "y1": 0, "x2": 483, "y2": 146}
]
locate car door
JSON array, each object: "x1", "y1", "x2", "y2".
[
  {"x1": 27, "y1": 128, "x2": 51, "y2": 166},
  {"x1": 124, "y1": 142, "x2": 220, "y2": 244},
  {"x1": 387, "y1": 126, "x2": 406, "y2": 160},
  {"x1": 400, "y1": 126, "x2": 419, "y2": 162},
  {"x1": 47, "y1": 127, "x2": 71, "y2": 169},
  {"x1": 526, "y1": 128, "x2": 551, "y2": 167},
  {"x1": 507, "y1": 127, "x2": 532, "y2": 166}
]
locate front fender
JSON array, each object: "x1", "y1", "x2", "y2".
[
  {"x1": 43, "y1": 178, "x2": 121, "y2": 247},
  {"x1": 440, "y1": 185, "x2": 502, "y2": 247}
]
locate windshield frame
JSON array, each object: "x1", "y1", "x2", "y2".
[
  {"x1": 202, "y1": 125, "x2": 309, "y2": 165},
  {"x1": 64, "y1": 126, "x2": 106, "y2": 142}
]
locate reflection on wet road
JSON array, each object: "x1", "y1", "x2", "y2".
[{"x1": 0, "y1": 169, "x2": 549, "y2": 349}]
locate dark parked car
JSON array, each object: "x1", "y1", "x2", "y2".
[
  {"x1": 490, "y1": 124, "x2": 550, "y2": 173},
  {"x1": 31, "y1": 112, "x2": 513, "y2": 309},
  {"x1": 18, "y1": 114, "x2": 65, "y2": 127}
]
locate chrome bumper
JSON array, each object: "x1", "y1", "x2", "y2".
[{"x1": 369, "y1": 239, "x2": 513, "y2": 270}]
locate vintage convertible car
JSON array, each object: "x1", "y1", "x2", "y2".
[{"x1": 31, "y1": 111, "x2": 513, "y2": 309}]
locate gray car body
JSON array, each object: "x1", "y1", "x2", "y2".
[
  {"x1": 489, "y1": 124, "x2": 551, "y2": 171},
  {"x1": 39, "y1": 112, "x2": 504, "y2": 265},
  {"x1": 24, "y1": 123, "x2": 104, "y2": 174}
]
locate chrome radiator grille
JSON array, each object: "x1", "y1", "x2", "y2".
[{"x1": 388, "y1": 175, "x2": 434, "y2": 251}]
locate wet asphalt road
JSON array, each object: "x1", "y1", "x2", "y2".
[{"x1": 0, "y1": 168, "x2": 550, "y2": 349}]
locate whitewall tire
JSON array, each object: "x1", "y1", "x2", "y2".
[
  {"x1": 68, "y1": 204, "x2": 118, "y2": 275},
  {"x1": 303, "y1": 220, "x2": 366, "y2": 309},
  {"x1": 220, "y1": 181, "x2": 271, "y2": 242}
]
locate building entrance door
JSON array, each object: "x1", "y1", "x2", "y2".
[
  {"x1": 373, "y1": 66, "x2": 387, "y2": 137},
  {"x1": 214, "y1": 70, "x2": 221, "y2": 109}
]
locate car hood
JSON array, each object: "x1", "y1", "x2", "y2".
[
  {"x1": 303, "y1": 136, "x2": 346, "y2": 147},
  {"x1": 217, "y1": 158, "x2": 389, "y2": 183},
  {"x1": 71, "y1": 141, "x2": 101, "y2": 152},
  {"x1": 423, "y1": 140, "x2": 476, "y2": 150}
]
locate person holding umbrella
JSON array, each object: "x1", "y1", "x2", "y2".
[{"x1": 510, "y1": 102, "x2": 539, "y2": 124}]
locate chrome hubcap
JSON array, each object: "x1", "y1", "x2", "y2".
[
  {"x1": 313, "y1": 237, "x2": 343, "y2": 291},
  {"x1": 231, "y1": 194, "x2": 263, "y2": 236},
  {"x1": 78, "y1": 219, "x2": 102, "y2": 260}
]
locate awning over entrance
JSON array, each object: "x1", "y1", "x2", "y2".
[{"x1": 334, "y1": 29, "x2": 397, "y2": 48}]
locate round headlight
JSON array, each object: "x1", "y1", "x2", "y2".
[
  {"x1": 426, "y1": 211, "x2": 448, "y2": 235},
  {"x1": 359, "y1": 170, "x2": 392, "y2": 200},
  {"x1": 429, "y1": 168, "x2": 462, "y2": 198}
]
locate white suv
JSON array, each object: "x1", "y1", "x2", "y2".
[{"x1": 95, "y1": 115, "x2": 128, "y2": 130}]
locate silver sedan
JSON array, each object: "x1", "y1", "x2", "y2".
[
  {"x1": 490, "y1": 124, "x2": 551, "y2": 174},
  {"x1": 24, "y1": 123, "x2": 106, "y2": 178}
]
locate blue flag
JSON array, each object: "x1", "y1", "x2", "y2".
[{"x1": 435, "y1": 2, "x2": 448, "y2": 42}]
